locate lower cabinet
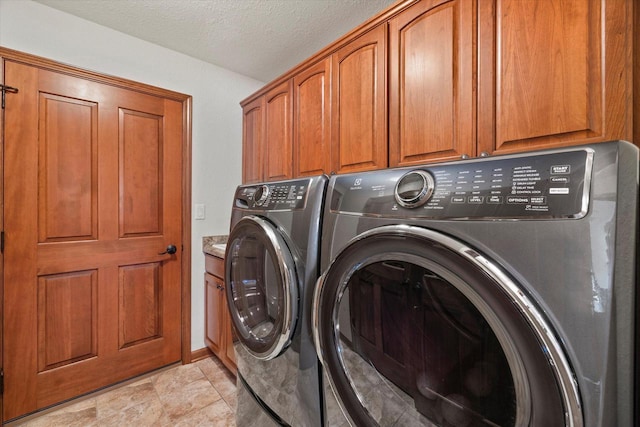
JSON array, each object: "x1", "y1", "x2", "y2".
[{"x1": 205, "y1": 254, "x2": 237, "y2": 375}]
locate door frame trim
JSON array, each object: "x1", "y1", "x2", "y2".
[{"x1": 0, "y1": 46, "x2": 194, "y2": 374}]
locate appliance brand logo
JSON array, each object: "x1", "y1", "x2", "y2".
[{"x1": 350, "y1": 178, "x2": 363, "y2": 191}]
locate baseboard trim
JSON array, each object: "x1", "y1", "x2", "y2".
[{"x1": 191, "y1": 347, "x2": 214, "y2": 362}]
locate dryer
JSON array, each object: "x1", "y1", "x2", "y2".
[
  {"x1": 313, "y1": 141, "x2": 638, "y2": 426},
  {"x1": 226, "y1": 175, "x2": 327, "y2": 426}
]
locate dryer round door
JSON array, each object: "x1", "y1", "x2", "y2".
[
  {"x1": 313, "y1": 225, "x2": 582, "y2": 427},
  {"x1": 225, "y1": 215, "x2": 298, "y2": 360}
]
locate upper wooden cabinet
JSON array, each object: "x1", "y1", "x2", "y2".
[
  {"x1": 388, "y1": 0, "x2": 474, "y2": 167},
  {"x1": 241, "y1": 97, "x2": 264, "y2": 184},
  {"x1": 477, "y1": 0, "x2": 634, "y2": 154},
  {"x1": 242, "y1": 81, "x2": 293, "y2": 184},
  {"x1": 293, "y1": 57, "x2": 332, "y2": 177},
  {"x1": 264, "y1": 81, "x2": 293, "y2": 181},
  {"x1": 241, "y1": 0, "x2": 636, "y2": 182},
  {"x1": 331, "y1": 24, "x2": 387, "y2": 174}
]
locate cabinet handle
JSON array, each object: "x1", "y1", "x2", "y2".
[
  {"x1": 217, "y1": 284, "x2": 223, "y2": 290},
  {"x1": 480, "y1": 151, "x2": 490, "y2": 157},
  {"x1": 461, "y1": 154, "x2": 470, "y2": 160}
]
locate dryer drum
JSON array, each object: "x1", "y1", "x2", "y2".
[{"x1": 313, "y1": 226, "x2": 583, "y2": 427}]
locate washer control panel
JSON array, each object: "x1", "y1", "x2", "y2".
[
  {"x1": 331, "y1": 149, "x2": 594, "y2": 219},
  {"x1": 238, "y1": 179, "x2": 311, "y2": 210}
]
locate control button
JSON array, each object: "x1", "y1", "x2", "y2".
[
  {"x1": 507, "y1": 196, "x2": 530, "y2": 204},
  {"x1": 530, "y1": 196, "x2": 546, "y2": 204},
  {"x1": 551, "y1": 165, "x2": 571, "y2": 174},
  {"x1": 394, "y1": 170, "x2": 435, "y2": 208},
  {"x1": 549, "y1": 188, "x2": 570, "y2": 195},
  {"x1": 468, "y1": 196, "x2": 484, "y2": 204},
  {"x1": 487, "y1": 196, "x2": 503, "y2": 204},
  {"x1": 451, "y1": 196, "x2": 465, "y2": 203},
  {"x1": 550, "y1": 176, "x2": 570, "y2": 183},
  {"x1": 254, "y1": 185, "x2": 270, "y2": 206}
]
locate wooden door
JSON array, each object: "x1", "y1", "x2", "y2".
[
  {"x1": 242, "y1": 97, "x2": 265, "y2": 184},
  {"x1": 477, "y1": 0, "x2": 633, "y2": 155},
  {"x1": 388, "y1": 0, "x2": 474, "y2": 166},
  {"x1": 3, "y1": 60, "x2": 183, "y2": 420},
  {"x1": 0, "y1": 56, "x2": 5, "y2": 423},
  {"x1": 331, "y1": 24, "x2": 387, "y2": 174},
  {"x1": 264, "y1": 81, "x2": 293, "y2": 181},
  {"x1": 293, "y1": 58, "x2": 332, "y2": 176}
]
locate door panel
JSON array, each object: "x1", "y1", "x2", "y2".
[
  {"x1": 242, "y1": 97, "x2": 265, "y2": 184},
  {"x1": 293, "y1": 58, "x2": 332, "y2": 176},
  {"x1": 388, "y1": 0, "x2": 474, "y2": 165},
  {"x1": 477, "y1": 0, "x2": 631, "y2": 154},
  {"x1": 119, "y1": 109, "x2": 163, "y2": 236},
  {"x1": 264, "y1": 81, "x2": 293, "y2": 181},
  {"x1": 38, "y1": 93, "x2": 98, "y2": 242},
  {"x1": 205, "y1": 272, "x2": 223, "y2": 354},
  {"x1": 3, "y1": 60, "x2": 183, "y2": 420},
  {"x1": 37, "y1": 270, "x2": 98, "y2": 371},
  {"x1": 119, "y1": 263, "x2": 161, "y2": 348},
  {"x1": 331, "y1": 25, "x2": 387, "y2": 174}
]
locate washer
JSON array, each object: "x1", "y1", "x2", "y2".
[
  {"x1": 226, "y1": 175, "x2": 326, "y2": 427},
  {"x1": 313, "y1": 141, "x2": 638, "y2": 426}
]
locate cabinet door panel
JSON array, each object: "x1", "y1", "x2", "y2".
[
  {"x1": 389, "y1": 0, "x2": 474, "y2": 166},
  {"x1": 264, "y1": 81, "x2": 293, "y2": 181},
  {"x1": 332, "y1": 25, "x2": 387, "y2": 174},
  {"x1": 294, "y1": 58, "x2": 332, "y2": 176},
  {"x1": 242, "y1": 97, "x2": 265, "y2": 184},
  {"x1": 223, "y1": 293, "x2": 237, "y2": 367},
  {"x1": 478, "y1": 0, "x2": 632, "y2": 154},
  {"x1": 205, "y1": 273, "x2": 223, "y2": 354}
]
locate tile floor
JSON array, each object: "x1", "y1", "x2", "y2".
[{"x1": 8, "y1": 357, "x2": 237, "y2": 427}]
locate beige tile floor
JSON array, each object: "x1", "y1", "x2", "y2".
[{"x1": 8, "y1": 357, "x2": 237, "y2": 427}]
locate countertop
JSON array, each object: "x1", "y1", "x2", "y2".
[{"x1": 203, "y1": 235, "x2": 227, "y2": 258}]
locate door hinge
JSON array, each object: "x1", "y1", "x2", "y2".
[
  {"x1": 1, "y1": 231, "x2": 4, "y2": 254},
  {"x1": 0, "y1": 369, "x2": 4, "y2": 395},
  {"x1": 0, "y1": 84, "x2": 19, "y2": 109}
]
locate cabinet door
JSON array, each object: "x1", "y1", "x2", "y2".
[
  {"x1": 478, "y1": 0, "x2": 633, "y2": 155},
  {"x1": 389, "y1": 0, "x2": 474, "y2": 166},
  {"x1": 331, "y1": 24, "x2": 387, "y2": 174},
  {"x1": 264, "y1": 81, "x2": 293, "y2": 181},
  {"x1": 205, "y1": 273, "x2": 224, "y2": 354},
  {"x1": 223, "y1": 296, "x2": 237, "y2": 368},
  {"x1": 242, "y1": 97, "x2": 265, "y2": 184},
  {"x1": 294, "y1": 58, "x2": 332, "y2": 176}
]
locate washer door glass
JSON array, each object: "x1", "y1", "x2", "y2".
[
  {"x1": 313, "y1": 226, "x2": 582, "y2": 427},
  {"x1": 226, "y1": 216, "x2": 298, "y2": 360}
]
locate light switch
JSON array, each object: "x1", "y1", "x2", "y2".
[{"x1": 195, "y1": 203, "x2": 206, "y2": 220}]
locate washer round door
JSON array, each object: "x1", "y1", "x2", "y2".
[
  {"x1": 225, "y1": 215, "x2": 298, "y2": 360},
  {"x1": 313, "y1": 225, "x2": 582, "y2": 427}
]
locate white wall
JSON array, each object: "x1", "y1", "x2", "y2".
[{"x1": 0, "y1": 0, "x2": 264, "y2": 351}]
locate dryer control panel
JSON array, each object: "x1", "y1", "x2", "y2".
[
  {"x1": 235, "y1": 178, "x2": 311, "y2": 210},
  {"x1": 330, "y1": 148, "x2": 594, "y2": 219}
]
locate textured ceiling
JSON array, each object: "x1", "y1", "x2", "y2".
[{"x1": 34, "y1": 0, "x2": 396, "y2": 82}]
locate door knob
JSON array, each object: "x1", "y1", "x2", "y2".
[{"x1": 159, "y1": 244, "x2": 177, "y2": 255}]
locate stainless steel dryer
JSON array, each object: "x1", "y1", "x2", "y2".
[
  {"x1": 226, "y1": 175, "x2": 327, "y2": 426},
  {"x1": 313, "y1": 141, "x2": 638, "y2": 426}
]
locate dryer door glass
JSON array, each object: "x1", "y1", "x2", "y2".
[
  {"x1": 226, "y1": 216, "x2": 297, "y2": 360},
  {"x1": 313, "y1": 226, "x2": 582, "y2": 426}
]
